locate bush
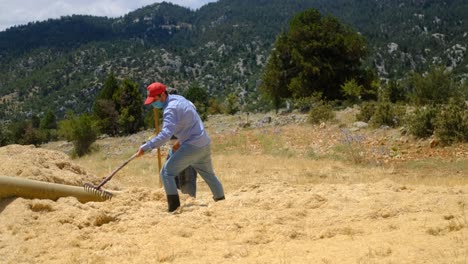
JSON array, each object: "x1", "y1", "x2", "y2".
[
  {"x1": 59, "y1": 113, "x2": 98, "y2": 157},
  {"x1": 407, "y1": 105, "x2": 437, "y2": 139},
  {"x1": 208, "y1": 98, "x2": 224, "y2": 115},
  {"x1": 224, "y1": 93, "x2": 239, "y2": 115},
  {"x1": 194, "y1": 102, "x2": 208, "y2": 121},
  {"x1": 19, "y1": 124, "x2": 47, "y2": 146},
  {"x1": 382, "y1": 80, "x2": 407, "y2": 103},
  {"x1": 308, "y1": 101, "x2": 335, "y2": 124},
  {"x1": 341, "y1": 79, "x2": 363, "y2": 104},
  {"x1": 356, "y1": 101, "x2": 377, "y2": 122},
  {"x1": 293, "y1": 93, "x2": 323, "y2": 113},
  {"x1": 184, "y1": 84, "x2": 209, "y2": 120},
  {"x1": 370, "y1": 101, "x2": 405, "y2": 128},
  {"x1": 0, "y1": 125, "x2": 13, "y2": 147},
  {"x1": 338, "y1": 129, "x2": 366, "y2": 164},
  {"x1": 93, "y1": 99, "x2": 119, "y2": 136},
  {"x1": 434, "y1": 99, "x2": 468, "y2": 145},
  {"x1": 406, "y1": 67, "x2": 457, "y2": 105}
]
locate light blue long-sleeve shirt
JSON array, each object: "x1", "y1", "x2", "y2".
[{"x1": 140, "y1": 94, "x2": 210, "y2": 152}]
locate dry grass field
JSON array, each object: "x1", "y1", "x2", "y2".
[{"x1": 1, "y1": 110, "x2": 467, "y2": 263}]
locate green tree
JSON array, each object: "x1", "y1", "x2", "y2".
[
  {"x1": 20, "y1": 123, "x2": 46, "y2": 146},
  {"x1": 40, "y1": 109, "x2": 57, "y2": 130},
  {"x1": 207, "y1": 98, "x2": 224, "y2": 115},
  {"x1": 224, "y1": 93, "x2": 239, "y2": 115},
  {"x1": 184, "y1": 83, "x2": 209, "y2": 120},
  {"x1": 114, "y1": 79, "x2": 143, "y2": 135},
  {"x1": 434, "y1": 98, "x2": 468, "y2": 145},
  {"x1": 93, "y1": 73, "x2": 120, "y2": 135},
  {"x1": 407, "y1": 106, "x2": 438, "y2": 139},
  {"x1": 184, "y1": 83, "x2": 208, "y2": 105},
  {"x1": 39, "y1": 109, "x2": 58, "y2": 142},
  {"x1": 94, "y1": 99, "x2": 119, "y2": 136},
  {"x1": 7, "y1": 121, "x2": 28, "y2": 144},
  {"x1": 341, "y1": 79, "x2": 363, "y2": 104},
  {"x1": 407, "y1": 67, "x2": 458, "y2": 105},
  {"x1": 31, "y1": 115, "x2": 40, "y2": 129},
  {"x1": 382, "y1": 80, "x2": 407, "y2": 103},
  {"x1": 259, "y1": 32, "x2": 292, "y2": 111},
  {"x1": 97, "y1": 73, "x2": 119, "y2": 101},
  {"x1": 58, "y1": 112, "x2": 98, "y2": 157},
  {"x1": 261, "y1": 9, "x2": 369, "y2": 103},
  {"x1": 0, "y1": 125, "x2": 13, "y2": 147}
]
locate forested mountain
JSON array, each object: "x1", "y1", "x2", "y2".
[{"x1": 0, "y1": 0, "x2": 467, "y2": 121}]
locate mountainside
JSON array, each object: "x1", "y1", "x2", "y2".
[{"x1": 0, "y1": 0, "x2": 467, "y2": 121}]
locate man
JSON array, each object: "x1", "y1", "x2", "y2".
[
  {"x1": 137, "y1": 82, "x2": 225, "y2": 212},
  {"x1": 166, "y1": 89, "x2": 197, "y2": 198}
]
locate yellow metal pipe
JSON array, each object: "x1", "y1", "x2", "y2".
[{"x1": 0, "y1": 175, "x2": 111, "y2": 203}]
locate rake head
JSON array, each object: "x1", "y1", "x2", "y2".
[{"x1": 83, "y1": 183, "x2": 113, "y2": 200}]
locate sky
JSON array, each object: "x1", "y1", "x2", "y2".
[{"x1": 0, "y1": 0, "x2": 218, "y2": 31}]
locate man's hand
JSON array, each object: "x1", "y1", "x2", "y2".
[
  {"x1": 172, "y1": 141, "x2": 181, "y2": 152},
  {"x1": 136, "y1": 148, "x2": 145, "y2": 157}
]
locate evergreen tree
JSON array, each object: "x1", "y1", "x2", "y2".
[
  {"x1": 31, "y1": 115, "x2": 41, "y2": 129},
  {"x1": 94, "y1": 99, "x2": 119, "y2": 136},
  {"x1": 224, "y1": 93, "x2": 239, "y2": 115},
  {"x1": 184, "y1": 83, "x2": 209, "y2": 120},
  {"x1": 58, "y1": 111, "x2": 98, "y2": 157},
  {"x1": 21, "y1": 123, "x2": 45, "y2": 146},
  {"x1": 259, "y1": 32, "x2": 292, "y2": 111},
  {"x1": 406, "y1": 66, "x2": 458, "y2": 105},
  {"x1": 97, "y1": 73, "x2": 119, "y2": 101},
  {"x1": 0, "y1": 125, "x2": 13, "y2": 147},
  {"x1": 93, "y1": 73, "x2": 120, "y2": 136},
  {"x1": 115, "y1": 79, "x2": 143, "y2": 135},
  {"x1": 40, "y1": 109, "x2": 57, "y2": 130},
  {"x1": 261, "y1": 9, "x2": 369, "y2": 102}
]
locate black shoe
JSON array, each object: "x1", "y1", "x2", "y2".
[
  {"x1": 167, "y1": 194, "x2": 180, "y2": 212},
  {"x1": 214, "y1": 196, "x2": 225, "y2": 202}
]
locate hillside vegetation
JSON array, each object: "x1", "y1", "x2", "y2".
[{"x1": 0, "y1": 0, "x2": 467, "y2": 121}]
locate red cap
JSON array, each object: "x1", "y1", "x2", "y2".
[{"x1": 144, "y1": 82, "x2": 166, "y2": 105}]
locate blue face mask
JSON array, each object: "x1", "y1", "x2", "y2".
[{"x1": 151, "y1": 101, "x2": 164, "y2": 109}]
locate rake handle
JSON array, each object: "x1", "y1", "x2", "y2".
[
  {"x1": 153, "y1": 108, "x2": 162, "y2": 188},
  {"x1": 96, "y1": 153, "x2": 138, "y2": 189}
]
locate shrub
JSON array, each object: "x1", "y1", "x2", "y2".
[
  {"x1": 6, "y1": 120, "x2": 47, "y2": 146},
  {"x1": 370, "y1": 101, "x2": 405, "y2": 128},
  {"x1": 0, "y1": 125, "x2": 13, "y2": 147},
  {"x1": 407, "y1": 105, "x2": 437, "y2": 139},
  {"x1": 208, "y1": 98, "x2": 224, "y2": 115},
  {"x1": 338, "y1": 129, "x2": 366, "y2": 164},
  {"x1": 434, "y1": 99, "x2": 468, "y2": 145},
  {"x1": 114, "y1": 79, "x2": 144, "y2": 135},
  {"x1": 59, "y1": 113, "x2": 98, "y2": 157},
  {"x1": 356, "y1": 101, "x2": 377, "y2": 122},
  {"x1": 382, "y1": 79, "x2": 407, "y2": 103},
  {"x1": 224, "y1": 93, "x2": 239, "y2": 115},
  {"x1": 293, "y1": 93, "x2": 323, "y2": 113},
  {"x1": 20, "y1": 124, "x2": 47, "y2": 146},
  {"x1": 341, "y1": 79, "x2": 363, "y2": 104},
  {"x1": 308, "y1": 101, "x2": 335, "y2": 124},
  {"x1": 93, "y1": 99, "x2": 119, "y2": 136},
  {"x1": 194, "y1": 102, "x2": 208, "y2": 121},
  {"x1": 406, "y1": 67, "x2": 457, "y2": 105},
  {"x1": 184, "y1": 84, "x2": 209, "y2": 120}
]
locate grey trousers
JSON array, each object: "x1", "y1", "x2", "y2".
[{"x1": 167, "y1": 149, "x2": 197, "y2": 197}]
